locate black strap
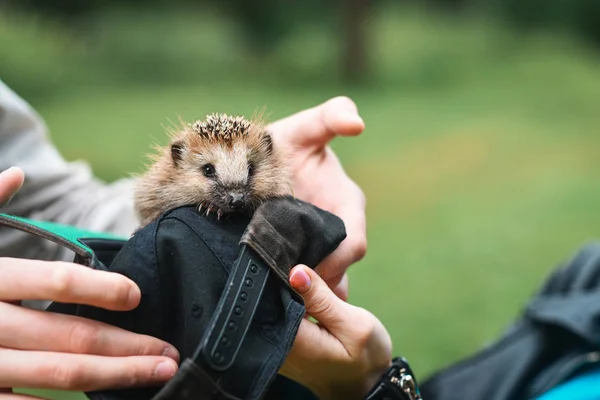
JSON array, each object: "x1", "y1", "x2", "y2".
[
  {"x1": 195, "y1": 244, "x2": 271, "y2": 371},
  {"x1": 151, "y1": 244, "x2": 271, "y2": 399},
  {"x1": 0, "y1": 213, "x2": 98, "y2": 267}
]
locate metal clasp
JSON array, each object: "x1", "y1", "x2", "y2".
[{"x1": 390, "y1": 368, "x2": 422, "y2": 400}]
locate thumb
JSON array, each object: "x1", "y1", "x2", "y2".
[
  {"x1": 0, "y1": 167, "x2": 24, "y2": 208},
  {"x1": 289, "y1": 265, "x2": 347, "y2": 329},
  {"x1": 269, "y1": 96, "x2": 365, "y2": 148}
]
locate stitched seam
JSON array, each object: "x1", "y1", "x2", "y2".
[{"x1": 165, "y1": 215, "x2": 230, "y2": 273}]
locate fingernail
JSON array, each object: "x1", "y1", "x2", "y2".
[
  {"x1": 154, "y1": 361, "x2": 177, "y2": 380},
  {"x1": 162, "y1": 347, "x2": 180, "y2": 361},
  {"x1": 290, "y1": 268, "x2": 312, "y2": 293}
]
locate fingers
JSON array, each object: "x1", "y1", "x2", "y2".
[
  {"x1": 331, "y1": 273, "x2": 349, "y2": 302},
  {"x1": 285, "y1": 265, "x2": 348, "y2": 362},
  {"x1": 0, "y1": 348, "x2": 177, "y2": 392},
  {"x1": 0, "y1": 302, "x2": 179, "y2": 360},
  {"x1": 0, "y1": 258, "x2": 140, "y2": 311},
  {"x1": 269, "y1": 96, "x2": 365, "y2": 148},
  {"x1": 284, "y1": 265, "x2": 393, "y2": 400},
  {"x1": 323, "y1": 205, "x2": 367, "y2": 270},
  {"x1": 316, "y1": 231, "x2": 366, "y2": 300},
  {"x1": 315, "y1": 186, "x2": 367, "y2": 298},
  {"x1": 290, "y1": 265, "x2": 377, "y2": 350},
  {"x1": 0, "y1": 393, "x2": 45, "y2": 400},
  {"x1": 289, "y1": 265, "x2": 348, "y2": 330},
  {"x1": 0, "y1": 167, "x2": 24, "y2": 208}
]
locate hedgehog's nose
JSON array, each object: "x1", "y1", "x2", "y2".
[{"x1": 228, "y1": 193, "x2": 245, "y2": 209}]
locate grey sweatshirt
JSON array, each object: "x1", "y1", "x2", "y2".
[{"x1": 0, "y1": 80, "x2": 139, "y2": 262}]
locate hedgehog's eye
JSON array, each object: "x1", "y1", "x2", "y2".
[
  {"x1": 248, "y1": 163, "x2": 255, "y2": 177},
  {"x1": 202, "y1": 164, "x2": 216, "y2": 178}
]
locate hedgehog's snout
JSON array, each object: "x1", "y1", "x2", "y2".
[{"x1": 227, "y1": 192, "x2": 245, "y2": 210}]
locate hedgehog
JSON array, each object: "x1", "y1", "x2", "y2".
[{"x1": 133, "y1": 113, "x2": 290, "y2": 227}]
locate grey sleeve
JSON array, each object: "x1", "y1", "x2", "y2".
[{"x1": 0, "y1": 80, "x2": 140, "y2": 262}]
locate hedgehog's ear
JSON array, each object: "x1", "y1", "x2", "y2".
[
  {"x1": 261, "y1": 131, "x2": 273, "y2": 155},
  {"x1": 171, "y1": 140, "x2": 184, "y2": 167}
]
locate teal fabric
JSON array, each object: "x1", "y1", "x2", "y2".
[
  {"x1": 535, "y1": 368, "x2": 600, "y2": 400},
  {"x1": 0, "y1": 212, "x2": 124, "y2": 255},
  {"x1": 0, "y1": 213, "x2": 123, "y2": 242}
]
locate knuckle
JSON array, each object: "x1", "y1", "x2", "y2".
[
  {"x1": 346, "y1": 179, "x2": 366, "y2": 206},
  {"x1": 348, "y1": 235, "x2": 367, "y2": 263},
  {"x1": 350, "y1": 311, "x2": 376, "y2": 339},
  {"x1": 354, "y1": 322, "x2": 375, "y2": 347},
  {"x1": 49, "y1": 265, "x2": 74, "y2": 298},
  {"x1": 309, "y1": 292, "x2": 335, "y2": 319},
  {"x1": 351, "y1": 181, "x2": 367, "y2": 210},
  {"x1": 358, "y1": 187, "x2": 367, "y2": 208},
  {"x1": 350, "y1": 179, "x2": 365, "y2": 197},
  {"x1": 355, "y1": 237, "x2": 368, "y2": 261},
  {"x1": 131, "y1": 335, "x2": 159, "y2": 357},
  {"x1": 68, "y1": 322, "x2": 101, "y2": 354},
  {"x1": 358, "y1": 318, "x2": 376, "y2": 338},
  {"x1": 122, "y1": 363, "x2": 144, "y2": 387},
  {"x1": 47, "y1": 362, "x2": 84, "y2": 390}
]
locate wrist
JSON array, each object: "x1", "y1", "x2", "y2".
[
  {"x1": 362, "y1": 359, "x2": 394, "y2": 397},
  {"x1": 309, "y1": 360, "x2": 393, "y2": 400}
]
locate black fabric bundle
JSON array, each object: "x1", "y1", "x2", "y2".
[
  {"x1": 420, "y1": 243, "x2": 600, "y2": 400},
  {"x1": 46, "y1": 196, "x2": 346, "y2": 400}
]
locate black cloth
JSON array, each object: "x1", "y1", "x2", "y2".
[
  {"x1": 240, "y1": 196, "x2": 347, "y2": 291},
  {"x1": 420, "y1": 243, "x2": 600, "y2": 400},
  {"x1": 47, "y1": 196, "x2": 347, "y2": 400}
]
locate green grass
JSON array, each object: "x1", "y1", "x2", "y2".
[{"x1": 5, "y1": 2, "x2": 600, "y2": 399}]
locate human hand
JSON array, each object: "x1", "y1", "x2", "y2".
[
  {"x1": 279, "y1": 265, "x2": 393, "y2": 400},
  {"x1": 268, "y1": 97, "x2": 367, "y2": 300},
  {"x1": 0, "y1": 258, "x2": 181, "y2": 398},
  {"x1": 0, "y1": 167, "x2": 180, "y2": 399}
]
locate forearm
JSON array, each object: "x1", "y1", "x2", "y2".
[{"x1": 0, "y1": 80, "x2": 139, "y2": 261}]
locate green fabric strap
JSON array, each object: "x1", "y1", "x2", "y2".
[{"x1": 0, "y1": 213, "x2": 126, "y2": 266}]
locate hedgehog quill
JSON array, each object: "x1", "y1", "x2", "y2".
[{"x1": 134, "y1": 113, "x2": 290, "y2": 227}]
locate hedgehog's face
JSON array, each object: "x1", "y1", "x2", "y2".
[{"x1": 169, "y1": 123, "x2": 286, "y2": 216}]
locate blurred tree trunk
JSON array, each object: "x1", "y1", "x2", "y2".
[{"x1": 342, "y1": 0, "x2": 370, "y2": 84}]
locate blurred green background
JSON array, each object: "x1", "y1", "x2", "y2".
[{"x1": 2, "y1": 0, "x2": 600, "y2": 398}]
